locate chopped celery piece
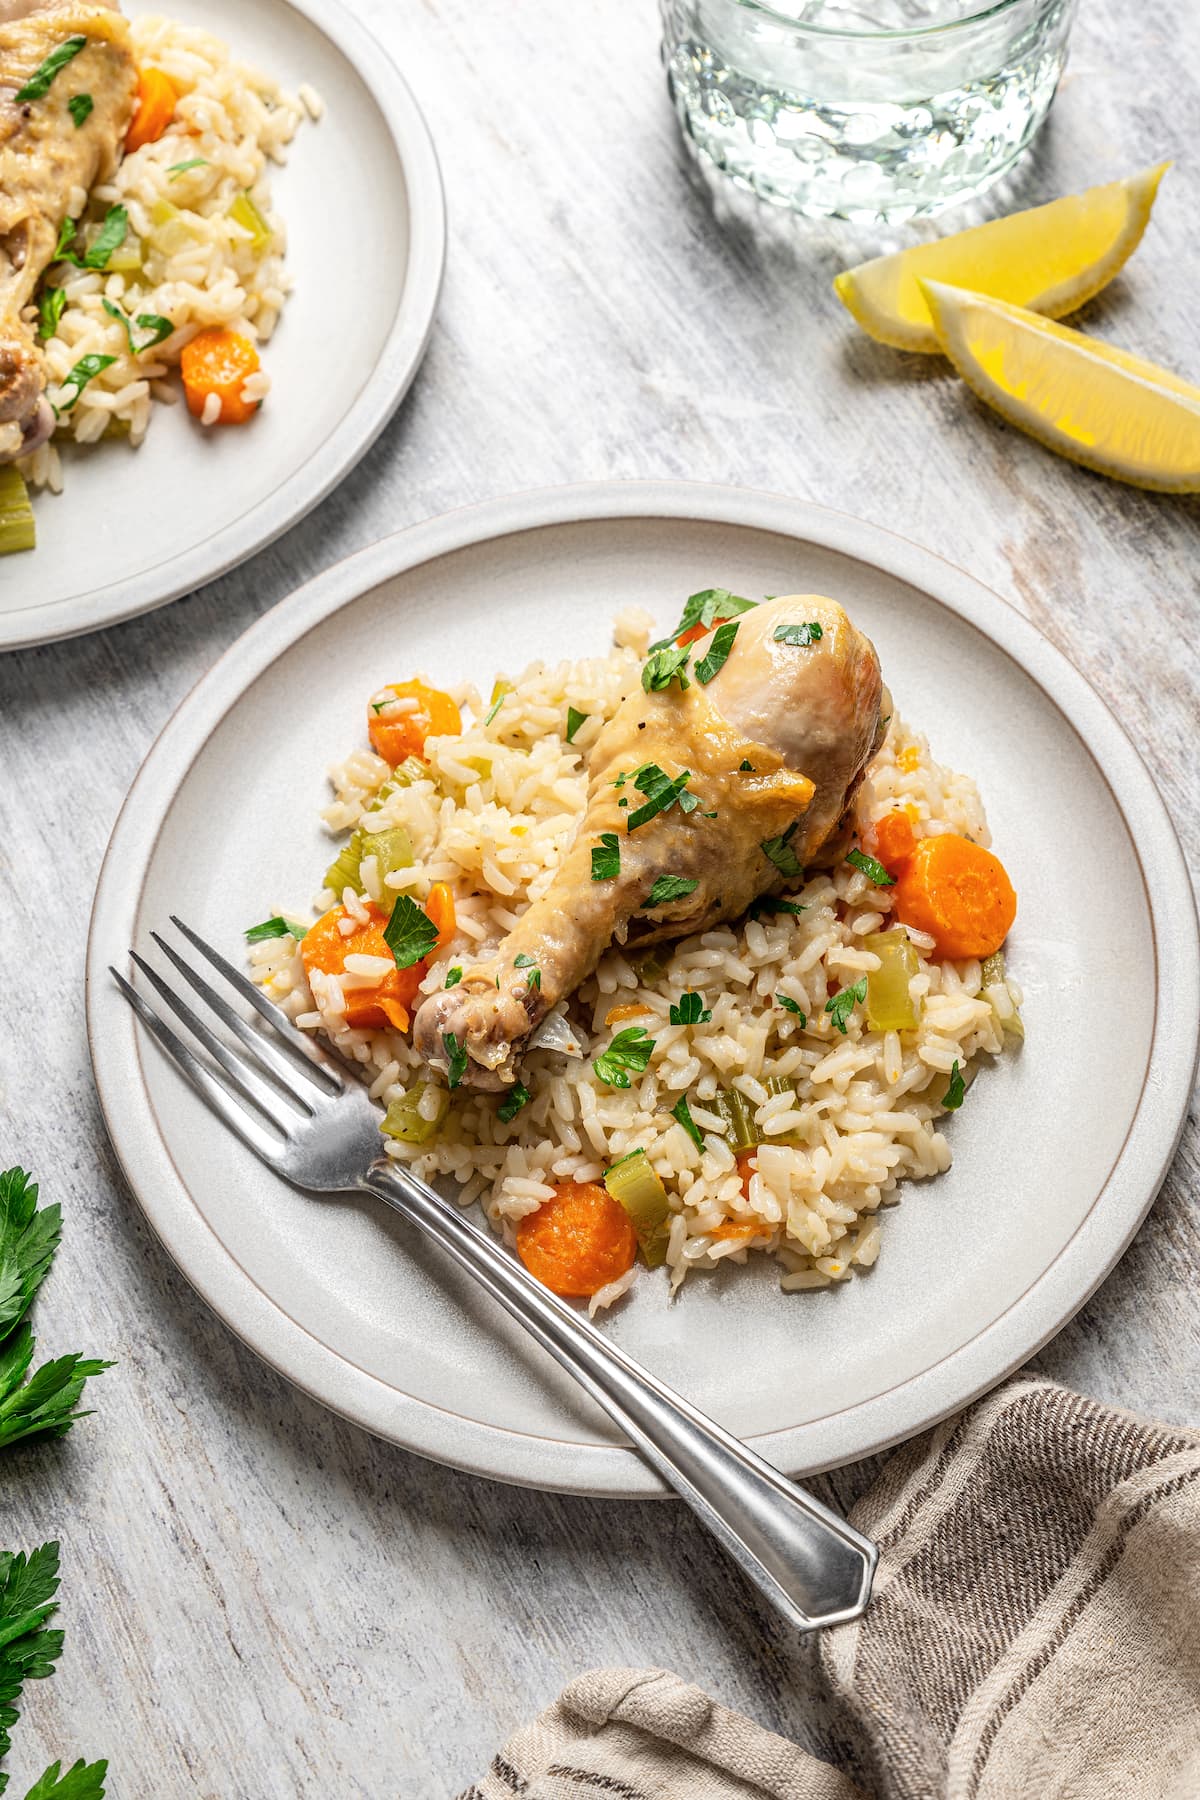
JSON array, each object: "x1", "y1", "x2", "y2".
[
  {"x1": 633, "y1": 951, "x2": 667, "y2": 986},
  {"x1": 981, "y1": 948, "x2": 1025, "y2": 1040},
  {"x1": 228, "y1": 190, "x2": 272, "y2": 253},
  {"x1": 324, "y1": 763, "x2": 425, "y2": 899},
  {"x1": 604, "y1": 1149, "x2": 670, "y2": 1266},
  {"x1": 149, "y1": 198, "x2": 179, "y2": 228},
  {"x1": 105, "y1": 241, "x2": 142, "y2": 273},
  {"x1": 763, "y1": 1075, "x2": 804, "y2": 1146},
  {"x1": 381, "y1": 1082, "x2": 448, "y2": 1145},
  {"x1": 980, "y1": 951, "x2": 1006, "y2": 986},
  {"x1": 713, "y1": 1087, "x2": 757, "y2": 1152},
  {"x1": 0, "y1": 466, "x2": 35, "y2": 556},
  {"x1": 865, "y1": 928, "x2": 920, "y2": 1031},
  {"x1": 360, "y1": 824, "x2": 414, "y2": 906}
]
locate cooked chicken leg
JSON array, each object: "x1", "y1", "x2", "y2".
[
  {"x1": 413, "y1": 595, "x2": 888, "y2": 1090},
  {"x1": 0, "y1": 0, "x2": 136, "y2": 459}
]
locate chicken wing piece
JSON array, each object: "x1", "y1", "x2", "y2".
[
  {"x1": 0, "y1": 0, "x2": 136, "y2": 459},
  {"x1": 412, "y1": 594, "x2": 888, "y2": 1090}
]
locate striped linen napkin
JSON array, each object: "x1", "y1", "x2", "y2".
[{"x1": 460, "y1": 1379, "x2": 1200, "y2": 1799}]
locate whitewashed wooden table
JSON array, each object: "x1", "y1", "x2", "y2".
[{"x1": 1, "y1": 2, "x2": 1197, "y2": 1793}]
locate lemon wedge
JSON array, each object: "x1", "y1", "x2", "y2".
[
  {"x1": 920, "y1": 281, "x2": 1200, "y2": 492},
  {"x1": 834, "y1": 165, "x2": 1169, "y2": 354}
]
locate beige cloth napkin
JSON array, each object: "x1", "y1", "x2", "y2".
[{"x1": 460, "y1": 1379, "x2": 1200, "y2": 1800}]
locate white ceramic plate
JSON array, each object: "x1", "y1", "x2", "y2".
[
  {"x1": 0, "y1": 0, "x2": 444, "y2": 651},
  {"x1": 86, "y1": 483, "x2": 1200, "y2": 1496}
]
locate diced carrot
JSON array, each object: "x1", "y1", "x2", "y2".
[
  {"x1": 424, "y1": 882, "x2": 457, "y2": 955},
  {"x1": 605, "y1": 1002, "x2": 653, "y2": 1025},
  {"x1": 735, "y1": 1148, "x2": 757, "y2": 1204},
  {"x1": 300, "y1": 902, "x2": 424, "y2": 1032},
  {"x1": 676, "y1": 602, "x2": 743, "y2": 648},
  {"x1": 896, "y1": 743, "x2": 922, "y2": 773},
  {"x1": 871, "y1": 810, "x2": 917, "y2": 871},
  {"x1": 125, "y1": 68, "x2": 179, "y2": 153},
  {"x1": 181, "y1": 328, "x2": 261, "y2": 425},
  {"x1": 516, "y1": 1181, "x2": 637, "y2": 1297},
  {"x1": 892, "y1": 834, "x2": 1016, "y2": 960},
  {"x1": 368, "y1": 680, "x2": 462, "y2": 765},
  {"x1": 710, "y1": 1219, "x2": 768, "y2": 1244}
]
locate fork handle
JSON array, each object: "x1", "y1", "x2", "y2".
[{"x1": 365, "y1": 1159, "x2": 876, "y2": 1630}]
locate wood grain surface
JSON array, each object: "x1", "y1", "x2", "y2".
[{"x1": 0, "y1": 1, "x2": 1197, "y2": 1794}]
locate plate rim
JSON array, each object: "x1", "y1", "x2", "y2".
[
  {"x1": 85, "y1": 479, "x2": 1200, "y2": 1496},
  {"x1": 1, "y1": 0, "x2": 447, "y2": 652}
]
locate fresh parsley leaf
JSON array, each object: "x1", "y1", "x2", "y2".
[
  {"x1": 738, "y1": 759, "x2": 754, "y2": 773},
  {"x1": 565, "y1": 706, "x2": 588, "y2": 743},
  {"x1": 677, "y1": 788, "x2": 701, "y2": 815},
  {"x1": 383, "y1": 894, "x2": 438, "y2": 970},
  {"x1": 748, "y1": 895, "x2": 807, "y2": 919},
  {"x1": 0, "y1": 1540, "x2": 64, "y2": 1768},
  {"x1": 244, "y1": 916, "x2": 308, "y2": 943},
  {"x1": 53, "y1": 353, "x2": 116, "y2": 414},
  {"x1": 648, "y1": 588, "x2": 756, "y2": 653},
  {"x1": 669, "y1": 991, "x2": 711, "y2": 1026},
  {"x1": 825, "y1": 978, "x2": 867, "y2": 1035},
  {"x1": 0, "y1": 1170, "x2": 59, "y2": 1340},
  {"x1": 760, "y1": 820, "x2": 802, "y2": 878},
  {"x1": 847, "y1": 847, "x2": 896, "y2": 887},
  {"x1": 443, "y1": 1032, "x2": 467, "y2": 1089},
  {"x1": 0, "y1": 1346, "x2": 112, "y2": 1452},
  {"x1": 944, "y1": 1060, "x2": 966, "y2": 1111},
  {"x1": 773, "y1": 621, "x2": 824, "y2": 648},
  {"x1": 591, "y1": 832, "x2": 620, "y2": 881},
  {"x1": 369, "y1": 700, "x2": 390, "y2": 715},
  {"x1": 483, "y1": 694, "x2": 505, "y2": 726},
  {"x1": 444, "y1": 967, "x2": 463, "y2": 988},
  {"x1": 53, "y1": 217, "x2": 76, "y2": 261},
  {"x1": 168, "y1": 157, "x2": 209, "y2": 177},
  {"x1": 694, "y1": 619, "x2": 739, "y2": 684},
  {"x1": 592, "y1": 1026, "x2": 655, "y2": 1089},
  {"x1": 23, "y1": 1758, "x2": 109, "y2": 1800},
  {"x1": 643, "y1": 875, "x2": 698, "y2": 908},
  {"x1": 496, "y1": 1082, "x2": 531, "y2": 1124},
  {"x1": 67, "y1": 93, "x2": 92, "y2": 127},
  {"x1": 101, "y1": 298, "x2": 173, "y2": 355},
  {"x1": 641, "y1": 643, "x2": 690, "y2": 693},
  {"x1": 514, "y1": 953, "x2": 541, "y2": 990},
  {"x1": 14, "y1": 35, "x2": 87, "y2": 102},
  {"x1": 627, "y1": 766, "x2": 694, "y2": 832},
  {"x1": 776, "y1": 994, "x2": 806, "y2": 1020},
  {"x1": 36, "y1": 288, "x2": 65, "y2": 343},
  {"x1": 81, "y1": 204, "x2": 127, "y2": 270},
  {"x1": 671, "y1": 1094, "x2": 705, "y2": 1152}
]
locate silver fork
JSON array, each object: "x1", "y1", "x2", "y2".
[{"x1": 112, "y1": 918, "x2": 877, "y2": 1631}]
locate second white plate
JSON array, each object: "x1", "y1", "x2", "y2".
[
  {"x1": 86, "y1": 482, "x2": 1199, "y2": 1494},
  {"x1": 0, "y1": 0, "x2": 445, "y2": 650}
]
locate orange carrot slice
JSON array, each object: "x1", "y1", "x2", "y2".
[
  {"x1": 892, "y1": 834, "x2": 1016, "y2": 960},
  {"x1": 516, "y1": 1182, "x2": 637, "y2": 1297},
  {"x1": 368, "y1": 680, "x2": 461, "y2": 766},
  {"x1": 301, "y1": 903, "x2": 423, "y2": 1033},
  {"x1": 181, "y1": 328, "x2": 262, "y2": 425},
  {"x1": 126, "y1": 68, "x2": 179, "y2": 153}
]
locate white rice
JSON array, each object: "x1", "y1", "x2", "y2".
[
  {"x1": 251, "y1": 608, "x2": 1022, "y2": 1301},
  {"x1": 20, "y1": 15, "x2": 310, "y2": 492}
]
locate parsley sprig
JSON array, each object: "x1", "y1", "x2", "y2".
[
  {"x1": 760, "y1": 820, "x2": 802, "y2": 878},
  {"x1": 694, "y1": 619, "x2": 739, "y2": 684},
  {"x1": 774, "y1": 621, "x2": 824, "y2": 648},
  {"x1": 671, "y1": 1095, "x2": 705, "y2": 1152},
  {"x1": 825, "y1": 978, "x2": 867, "y2": 1035},
  {"x1": 591, "y1": 832, "x2": 620, "y2": 881},
  {"x1": 565, "y1": 707, "x2": 588, "y2": 744},
  {"x1": 101, "y1": 299, "x2": 173, "y2": 357},
  {"x1": 592, "y1": 1027, "x2": 655, "y2": 1089},
  {"x1": 384, "y1": 895, "x2": 439, "y2": 970},
  {"x1": 943, "y1": 1061, "x2": 966, "y2": 1110},
  {"x1": 14, "y1": 35, "x2": 86, "y2": 103},
  {"x1": 643, "y1": 875, "x2": 698, "y2": 908},
  {"x1": 497, "y1": 1083, "x2": 531, "y2": 1124},
  {"x1": 0, "y1": 1538, "x2": 109, "y2": 1797},
  {"x1": 626, "y1": 765, "x2": 698, "y2": 832},
  {"x1": 847, "y1": 847, "x2": 895, "y2": 887},
  {"x1": 648, "y1": 588, "x2": 756, "y2": 653},
  {"x1": 669, "y1": 992, "x2": 711, "y2": 1025},
  {"x1": 642, "y1": 644, "x2": 690, "y2": 693}
]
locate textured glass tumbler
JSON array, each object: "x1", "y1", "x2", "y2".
[{"x1": 660, "y1": 0, "x2": 1079, "y2": 222}]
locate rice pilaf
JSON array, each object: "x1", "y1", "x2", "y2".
[{"x1": 250, "y1": 607, "x2": 1022, "y2": 1309}]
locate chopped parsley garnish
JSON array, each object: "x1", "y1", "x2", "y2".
[
  {"x1": 497, "y1": 1082, "x2": 531, "y2": 1123},
  {"x1": 847, "y1": 847, "x2": 896, "y2": 887},
  {"x1": 514, "y1": 952, "x2": 541, "y2": 990},
  {"x1": 14, "y1": 34, "x2": 87, "y2": 102},
  {"x1": 53, "y1": 216, "x2": 77, "y2": 260},
  {"x1": 592, "y1": 1026, "x2": 655, "y2": 1089},
  {"x1": 168, "y1": 157, "x2": 209, "y2": 177},
  {"x1": 244, "y1": 916, "x2": 308, "y2": 942},
  {"x1": 53, "y1": 352, "x2": 116, "y2": 414},
  {"x1": 37, "y1": 287, "x2": 66, "y2": 343},
  {"x1": 591, "y1": 832, "x2": 621, "y2": 881},
  {"x1": 649, "y1": 588, "x2": 757, "y2": 653},
  {"x1": 738, "y1": 759, "x2": 754, "y2": 773},
  {"x1": 669, "y1": 991, "x2": 711, "y2": 1026},
  {"x1": 825, "y1": 978, "x2": 867, "y2": 1035},
  {"x1": 626, "y1": 765, "x2": 696, "y2": 832},
  {"x1": 443, "y1": 1032, "x2": 467, "y2": 1089},
  {"x1": 565, "y1": 706, "x2": 588, "y2": 743},
  {"x1": 677, "y1": 788, "x2": 701, "y2": 815},
  {"x1": 101, "y1": 298, "x2": 173, "y2": 356},
  {"x1": 444, "y1": 967, "x2": 463, "y2": 988},
  {"x1": 694, "y1": 620, "x2": 739, "y2": 684},
  {"x1": 641, "y1": 643, "x2": 691, "y2": 693},
  {"x1": 643, "y1": 875, "x2": 698, "y2": 908},
  {"x1": 383, "y1": 894, "x2": 439, "y2": 970},
  {"x1": 774, "y1": 621, "x2": 824, "y2": 648},
  {"x1": 81, "y1": 204, "x2": 128, "y2": 270},
  {"x1": 943, "y1": 1060, "x2": 966, "y2": 1110},
  {"x1": 370, "y1": 699, "x2": 390, "y2": 714},
  {"x1": 68, "y1": 92, "x2": 93, "y2": 127},
  {"x1": 776, "y1": 994, "x2": 806, "y2": 1020},
  {"x1": 483, "y1": 693, "x2": 505, "y2": 726},
  {"x1": 749, "y1": 895, "x2": 807, "y2": 920},
  {"x1": 671, "y1": 1094, "x2": 705, "y2": 1152},
  {"x1": 760, "y1": 820, "x2": 802, "y2": 878}
]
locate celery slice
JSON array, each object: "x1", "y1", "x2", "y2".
[
  {"x1": 228, "y1": 190, "x2": 272, "y2": 253},
  {"x1": 323, "y1": 761, "x2": 426, "y2": 899},
  {"x1": 981, "y1": 950, "x2": 1024, "y2": 1039},
  {"x1": 604, "y1": 1150, "x2": 670, "y2": 1267},
  {"x1": 381, "y1": 1082, "x2": 448, "y2": 1145},
  {"x1": 762, "y1": 1074, "x2": 804, "y2": 1146},
  {"x1": 105, "y1": 241, "x2": 143, "y2": 273},
  {"x1": 360, "y1": 825, "x2": 414, "y2": 906},
  {"x1": 712, "y1": 1087, "x2": 758, "y2": 1152},
  {"x1": 865, "y1": 928, "x2": 920, "y2": 1031},
  {"x1": 0, "y1": 466, "x2": 36, "y2": 556}
]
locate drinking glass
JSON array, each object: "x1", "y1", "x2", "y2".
[{"x1": 660, "y1": 0, "x2": 1079, "y2": 222}]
